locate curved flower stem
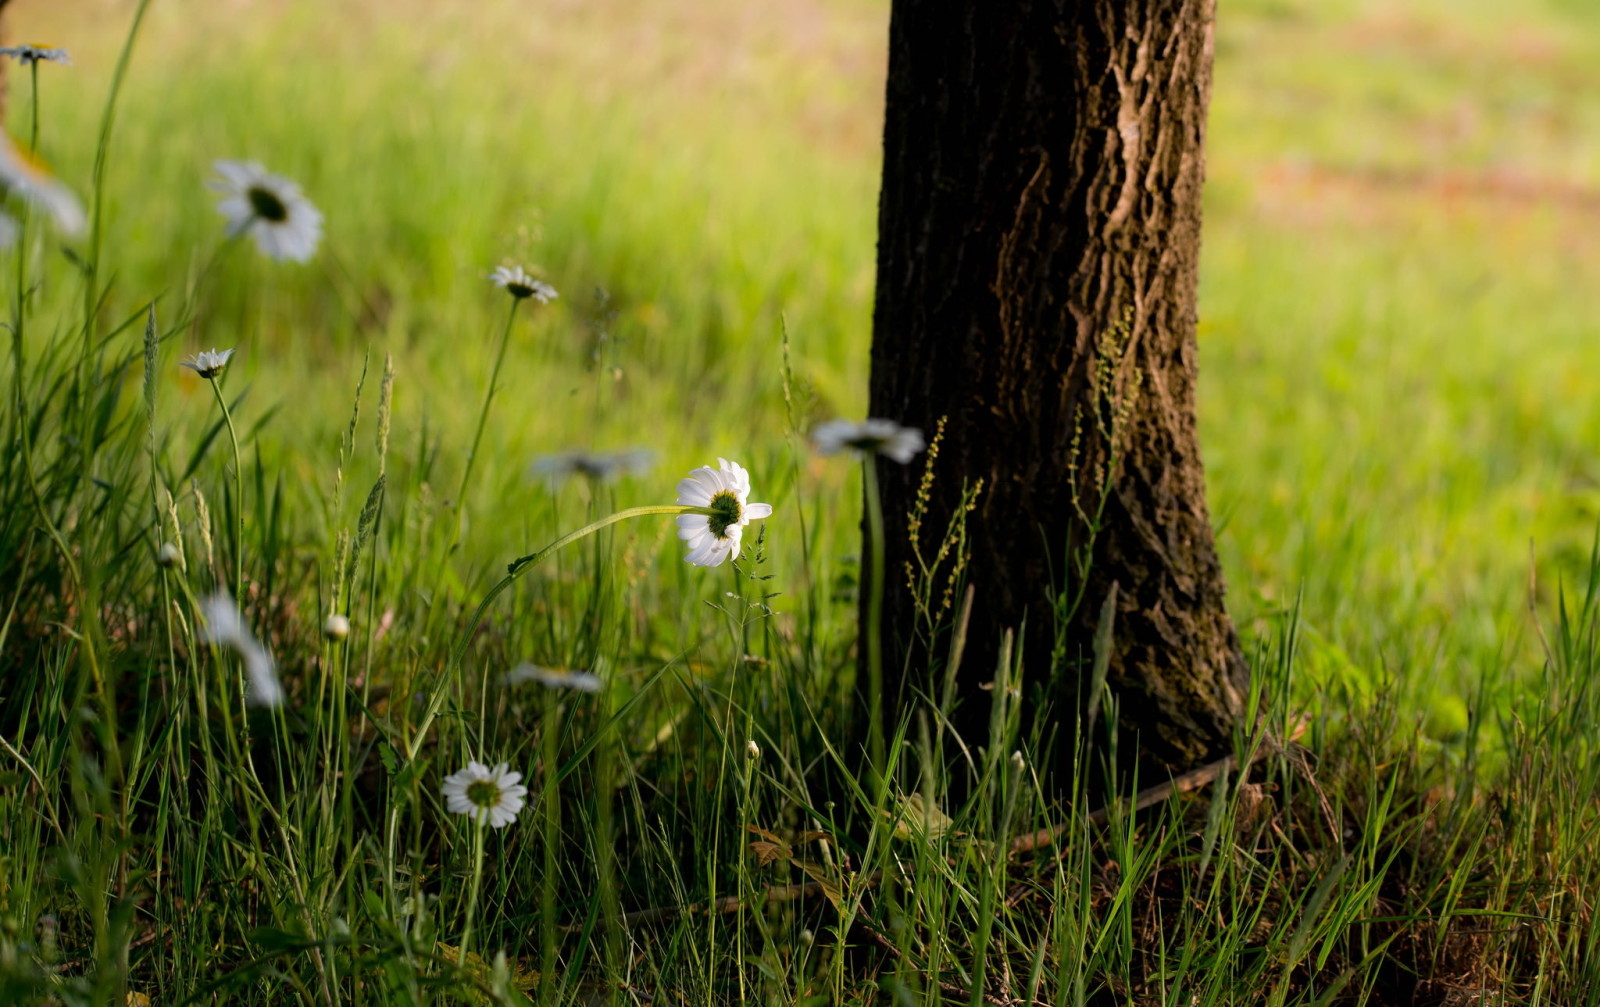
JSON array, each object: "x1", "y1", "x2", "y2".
[
  {"x1": 456, "y1": 298, "x2": 522, "y2": 531},
  {"x1": 408, "y1": 503, "x2": 714, "y2": 761},
  {"x1": 209, "y1": 378, "x2": 246, "y2": 602},
  {"x1": 445, "y1": 504, "x2": 710, "y2": 675}
]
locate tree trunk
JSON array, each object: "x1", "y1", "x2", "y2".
[{"x1": 868, "y1": 0, "x2": 1246, "y2": 787}]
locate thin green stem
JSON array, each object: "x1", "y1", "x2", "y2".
[
  {"x1": 540, "y1": 697, "x2": 560, "y2": 1007},
  {"x1": 28, "y1": 61, "x2": 39, "y2": 153},
  {"x1": 456, "y1": 298, "x2": 522, "y2": 528},
  {"x1": 864, "y1": 460, "x2": 887, "y2": 794},
  {"x1": 209, "y1": 378, "x2": 246, "y2": 602},
  {"x1": 459, "y1": 820, "x2": 488, "y2": 982}
]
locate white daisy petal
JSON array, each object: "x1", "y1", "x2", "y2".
[
  {"x1": 502, "y1": 664, "x2": 603, "y2": 692},
  {"x1": 210, "y1": 159, "x2": 323, "y2": 263},
  {"x1": 441, "y1": 760, "x2": 527, "y2": 828},
  {"x1": 673, "y1": 458, "x2": 772, "y2": 567},
  {"x1": 676, "y1": 478, "x2": 714, "y2": 506},
  {"x1": 0, "y1": 130, "x2": 84, "y2": 237},
  {"x1": 489, "y1": 264, "x2": 558, "y2": 302},
  {"x1": 198, "y1": 591, "x2": 284, "y2": 707},
  {"x1": 179, "y1": 347, "x2": 234, "y2": 380},
  {"x1": 530, "y1": 447, "x2": 654, "y2": 487},
  {"x1": 812, "y1": 417, "x2": 926, "y2": 464},
  {"x1": 0, "y1": 45, "x2": 72, "y2": 66}
]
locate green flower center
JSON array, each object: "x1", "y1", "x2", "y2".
[
  {"x1": 707, "y1": 490, "x2": 742, "y2": 539},
  {"x1": 465, "y1": 779, "x2": 499, "y2": 809},
  {"x1": 247, "y1": 186, "x2": 289, "y2": 223}
]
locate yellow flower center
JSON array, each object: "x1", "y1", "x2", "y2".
[
  {"x1": 466, "y1": 779, "x2": 499, "y2": 808},
  {"x1": 707, "y1": 490, "x2": 742, "y2": 539}
]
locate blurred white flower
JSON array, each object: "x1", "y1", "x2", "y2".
[
  {"x1": 323, "y1": 613, "x2": 351, "y2": 641},
  {"x1": 675, "y1": 458, "x2": 773, "y2": 567},
  {"x1": 488, "y1": 265, "x2": 557, "y2": 302},
  {"x1": 155, "y1": 542, "x2": 182, "y2": 568},
  {"x1": 179, "y1": 347, "x2": 233, "y2": 380},
  {"x1": 0, "y1": 45, "x2": 71, "y2": 66},
  {"x1": 530, "y1": 447, "x2": 655, "y2": 487},
  {"x1": 811, "y1": 418, "x2": 926, "y2": 465},
  {"x1": 502, "y1": 663, "x2": 602, "y2": 693},
  {"x1": 198, "y1": 592, "x2": 283, "y2": 707},
  {"x1": 211, "y1": 159, "x2": 323, "y2": 262},
  {"x1": 441, "y1": 761, "x2": 528, "y2": 829},
  {"x1": 745, "y1": 739, "x2": 761, "y2": 760},
  {"x1": 0, "y1": 131, "x2": 84, "y2": 236}
]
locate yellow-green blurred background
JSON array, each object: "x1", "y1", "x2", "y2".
[{"x1": 10, "y1": 0, "x2": 1600, "y2": 717}]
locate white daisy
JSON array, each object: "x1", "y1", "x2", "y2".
[
  {"x1": 0, "y1": 45, "x2": 71, "y2": 66},
  {"x1": 441, "y1": 761, "x2": 528, "y2": 829},
  {"x1": 675, "y1": 458, "x2": 773, "y2": 568},
  {"x1": 502, "y1": 663, "x2": 603, "y2": 692},
  {"x1": 0, "y1": 131, "x2": 84, "y2": 236},
  {"x1": 179, "y1": 347, "x2": 233, "y2": 379},
  {"x1": 210, "y1": 160, "x2": 323, "y2": 263},
  {"x1": 530, "y1": 447, "x2": 655, "y2": 487},
  {"x1": 811, "y1": 418, "x2": 926, "y2": 465},
  {"x1": 198, "y1": 592, "x2": 283, "y2": 707},
  {"x1": 488, "y1": 265, "x2": 558, "y2": 302}
]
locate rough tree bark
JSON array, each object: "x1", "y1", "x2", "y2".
[{"x1": 868, "y1": 0, "x2": 1246, "y2": 785}]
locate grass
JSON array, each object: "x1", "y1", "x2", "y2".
[{"x1": 2, "y1": 0, "x2": 1600, "y2": 1002}]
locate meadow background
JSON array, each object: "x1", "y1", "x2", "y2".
[{"x1": 4, "y1": 0, "x2": 1600, "y2": 1002}]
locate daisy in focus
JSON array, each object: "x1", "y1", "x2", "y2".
[
  {"x1": 441, "y1": 761, "x2": 528, "y2": 829},
  {"x1": 488, "y1": 264, "x2": 558, "y2": 302},
  {"x1": 811, "y1": 418, "x2": 926, "y2": 465},
  {"x1": 198, "y1": 592, "x2": 283, "y2": 707},
  {"x1": 0, "y1": 130, "x2": 84, "y2": 237},
  {"x1": 503, "y1": 663, "x2": 603, "y2": 693},
  {"x1": 179, "y1": 347, "x2": 233, "y2": 380},
  {"x1": 0, "y1": 44, "x2": 71, "y2": 66},
  {"x1": 675, "y1": 458, "x2": 773, "y2": 567},
  {"x1": 210, "y1": 160, "x2": 323, "y2": 263}
]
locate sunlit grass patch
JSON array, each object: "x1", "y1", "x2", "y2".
[{"x1": 2, "y1": 0, "x2": 1600, "y2": 1002}]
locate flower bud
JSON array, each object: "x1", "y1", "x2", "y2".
[
  {"x1": 156, "y1": 542, "x2": 181, "y2": 568},
  {"x1": 745, "y1": 739, "x2": 761, "y2": 760},
  {"x1": 323, "y1": 613, "x2": 351, "y2": 641}
]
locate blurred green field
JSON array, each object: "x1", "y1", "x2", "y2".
[
  {"x1": 12, "y1": 0, "x2": 1599, "y2": 726},
  {"x1": 6, "y1": 0, "x2": 1600, "y2": 999}
]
